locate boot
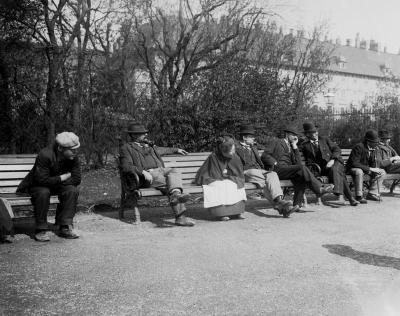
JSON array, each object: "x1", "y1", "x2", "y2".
[
  {"x1": 169, "y1": 191, "x2": 191, "y2": 206},
  {"x1": 172, "y1": 204, "x2": 195, "y2": 227},
  {"x1": 273, "y1": 196, "x2": 294, "y2": 218}
]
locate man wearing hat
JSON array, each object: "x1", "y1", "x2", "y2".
[
  {"x1": 119, "y1": 122, "x2": 195, "y2": 226},
  {"x1": 301, "y1": 122, "x2": 358, "y2": 206},
  {"x1": 377, "y1": 130, "x2": 400, "y2": 174},
  {"x1": 17, "y1": 132, "x2": 81, "y2": 241},
  {"x1": 262, "y1": 125, "x2": 334, "y2": 208},
  {"x1": 235, "y1": 124, "x2": 297, "y2": 217},
  {"x1": 346, "y1": 129, "x2": 386, "y2": 202}
]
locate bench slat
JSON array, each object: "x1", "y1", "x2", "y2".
[
  {"x1": 164, "y1": 161, "x2": 205, "y2": 168},
  {"x1": 0, "y1": 165, "x2": 33, "y2": 171},
  {"x1": 0, "y1": 187, "x2": 19, "y2": 193},
  {"x1": 8, "y1": 196, "x2": 59, "y2": 206},
  {"x1": 0, "y1": 171, "x2": 29, "y2": 180},
  {"x1": 0, "y1": 158, "x2": 36, "y2": 164}
]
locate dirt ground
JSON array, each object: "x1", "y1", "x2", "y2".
[{"x1": 2, "y1": 191, "x2": 400, "y2": 316}]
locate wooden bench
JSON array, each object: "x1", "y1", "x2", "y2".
[
  {"x1": 0, "y1": 155, "x2": 59, "y2": 226},
  {"x1": 119, "y1": 149, "x2": 400, "y2": 222}
]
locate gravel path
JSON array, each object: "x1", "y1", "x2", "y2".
[{"x1": 1, "y1": 195, "x2": 400, "y2": 316}]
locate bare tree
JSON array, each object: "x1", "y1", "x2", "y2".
[{"x1": 126, "y1": 0, "x2": 265, "y2": 107}]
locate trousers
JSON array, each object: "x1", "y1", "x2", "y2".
[
  {"x1": 276, "y1": 164, "x2": 322, "y2": 206},
  {"x1": 30, "y1": 185, "x2": 79, "y2": 230},
  {"x1": 349, "y1": 168, "x2": 386, "y2": 196},
  {"x1": 244, "y1": 168, "x2": 283, "y2": 202}
]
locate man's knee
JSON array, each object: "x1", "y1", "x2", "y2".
[
  {"x1": 30, "y1": 187, "x2": 51, "y2": 199},
  {"x1": 60, "y1": 185, "x2": 79, "y2": 197},
  {"x1": 351, "y1": 168, "x2": 364, "y2": 176}
]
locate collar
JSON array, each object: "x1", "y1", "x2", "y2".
[{"x1": 240, "y1": 142, "x2": 251, "y2": 148}]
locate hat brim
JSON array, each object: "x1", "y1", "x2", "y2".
[
  {"x1": 284, "y1": 130, "x2": 298, "y2": 136},
  {"x1": 70, "y1": 143, "x2": 80, "y2": 149},
  {"x1": 304, "y1": 129, "x2": 317, "y2": 133},
  {"x1": 365, "y1": 138, "x2": 380, "y2": 143}
]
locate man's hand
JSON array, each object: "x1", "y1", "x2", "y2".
[
  {"x1": 290, "y1": 136, "x2": 298, "y2": 149},
  {"x1": 176, "y1": 148, "x2": 188, "y2": 155},
  {"x1": 326, "y1": 159, "x2": 335, "y2": 168},
  {"x1": 142, "y1": 170, "x2": 153, "y2": 183},
  {"x1": 391, "y1": 156, "x2": 400, "y2": 163},
  {"x1": 370, "y1": 167, "x2": 384, "y2": 175},
  {"x1": 60, "y1": 173, "x2": 71, "y2": 182}
]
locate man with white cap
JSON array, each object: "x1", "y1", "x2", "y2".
[{"x1": 17, "y1": 132, "x2": 81, "y2": 241}]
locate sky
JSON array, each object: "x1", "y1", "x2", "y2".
[{"x1": 264, "y1": 0, "x2": 400, "y2": 54}]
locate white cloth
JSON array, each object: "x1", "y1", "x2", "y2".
[{"x1": 202, "y1": 180, "x2": 247, "y2": 208}]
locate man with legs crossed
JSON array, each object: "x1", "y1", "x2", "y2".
[{"x1": 235, "y1": 124, "x2": 298, "y2": 217}]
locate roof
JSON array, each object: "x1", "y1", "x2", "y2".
[{"x1": 329, "y1": 45, "x2": 400, "y2": 78}]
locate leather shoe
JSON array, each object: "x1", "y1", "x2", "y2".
[
  {"x1": 282, "y1": 204, "x2": 300, "y2": 218},
  {"x1": 366, "y1": 193, "x2": 381, "y2": 201},
  {"x1": 170, "y1": 192, "x2": 191, "y2": 206},
  {"x1": 34, "y1": 231, "x2": 51, "y2": 242},
  {"x1": 349, "y1": 198, "x2": 359, "y2": 206},
  {"x1": 59, "y1": 227, "x2": 79, "y2": 239},
  {"x1": 219, "y1": 216, "x2": 230, "y2": 221},
  {"x1": 355, "y1": 196, "x2": 368, "y2": 204},
  {"x1": 175, "y1": 215, "x2": 195, "y2": 226}
]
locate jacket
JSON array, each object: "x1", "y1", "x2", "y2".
[
  {"x1": 301, "y1": 136, "x2": 343, "y2": 166},
  {"x1": 346, "y1": 142, "x2": 381, "y2": 173},
  {"x1": 235, "y1": 141, "x2": 264, "y2": 170},
  {"x1": 119, "y1": 142, "x2": 178, "y2": 175},
  {"x1": 17, "y1": 144, "x2": 81, "y2": 193},
  {"x1": 261, "y1": 138, "x2": 301, "y2": 168}
]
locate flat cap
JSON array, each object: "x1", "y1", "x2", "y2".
[{"x1": 55, "y1": 132, "x2": 80, "y2": 149}]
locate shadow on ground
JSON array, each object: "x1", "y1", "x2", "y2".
[{"x1": 323, "y1": 244, "x2": 400, "y2": 270}]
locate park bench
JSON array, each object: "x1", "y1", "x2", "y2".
[
  {"x1": 0, "y1": 155, "x2": 59, "y2": 225},
  {"x1": 119, "y1": 148, "x2": 400, "y2": 222}
]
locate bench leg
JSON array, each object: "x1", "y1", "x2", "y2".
[
  {"x1": 390, "y1": 179, "x2": 399, "y2": 194},
  {"x1": 133, "y1": 207, "x2": 141, "y2": 224}
]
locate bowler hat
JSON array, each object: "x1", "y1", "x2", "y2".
[
  {"x1": 364, "y1": 129, "x2": 380, "y2": 143},
  {"x1": 126, "y1": 122, "x2": 148, "y2": 134},
  {"x1": 303, "y1": 122, "x2": 317, "y2": 133},
  {"x1": 378, "y1": 130, "x2": 392, "y2": 140},
  {"x1": 239, "y1": 124, "x2": 256, "y2": 135},
  {"x1": 282, "y1": 125, "x2": 298, "y2": 136}
]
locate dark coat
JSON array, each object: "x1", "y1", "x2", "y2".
[
  {"x1": 17, "y1": 145, "x2": 81, "y2": 193},
  {"x1": 261, "y1": 138, "x2": 301, "y2": 168},
  {"x1": 376, "y1": 143, "x2": 398, "y2": 168},
  {"x1": 301, "y1": 136, "x2": 343, "y2": 166},
  {"x1": 194, "y1": 151, "x2": 245, "y2": 189},
  {"x1": 119, "y1": 142, "x2": 177, "y2": 175},
  {"x1": 235, "y1": 141, "x2": 264, "y2": 170},
  {"x1": 346, "y1": 142, "x2": 380, "y2": 173}
]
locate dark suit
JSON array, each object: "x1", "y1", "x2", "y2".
[
  {"x1": 16, "y1": 144, "x2": 81, "y2": 230},
  {"x1": 261, "y1": 138, "x2": 322, "y2": 206},
  {"x1": 301, "y1": 136, "x2": 352, "y2": 198}
]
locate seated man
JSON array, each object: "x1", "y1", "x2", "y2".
[
  {"x1": 301, "y1": 122, "x2": 358, "y2": 206},
  {"x1": 16, "y1": 132, "x2": 81, "y2": 242},
  {"x1": 119, "y1": 122, "x2": 194, "y2": 227},
  {"x1": 235, "y1": 124, "x2": 297, "y2": 217},
  {"x1": 377, "y1": 130, "x2": 400, "y2": 173},
  {"x1": 346, "y1": 129, "x2": 386, "y2": 203},
  {"x1": 261, "y1": 126, "x2": 333, "y2": 209}
]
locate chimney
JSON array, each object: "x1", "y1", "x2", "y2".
[
  {"x1": 355, "y1": 33, "x2": 360, "y2": 48},
  {"x1": 369, "y1": 40, "x2": 378, "y2": 52},
  {"x1": 360, "y1": 39, "x2": 367, "y2": 49},
  {"x1": 289, "y1": 28, "x2": 294, "y2": 36},
  {"x1": 346, "y1": 39, "x2": 352, "y2": 46},
  {"x1": 335, "y1": 38, "x2": 342, "y2": 45},
  {"x1": 384, "y1": 46, "x2": 387, "y2": 53}
]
